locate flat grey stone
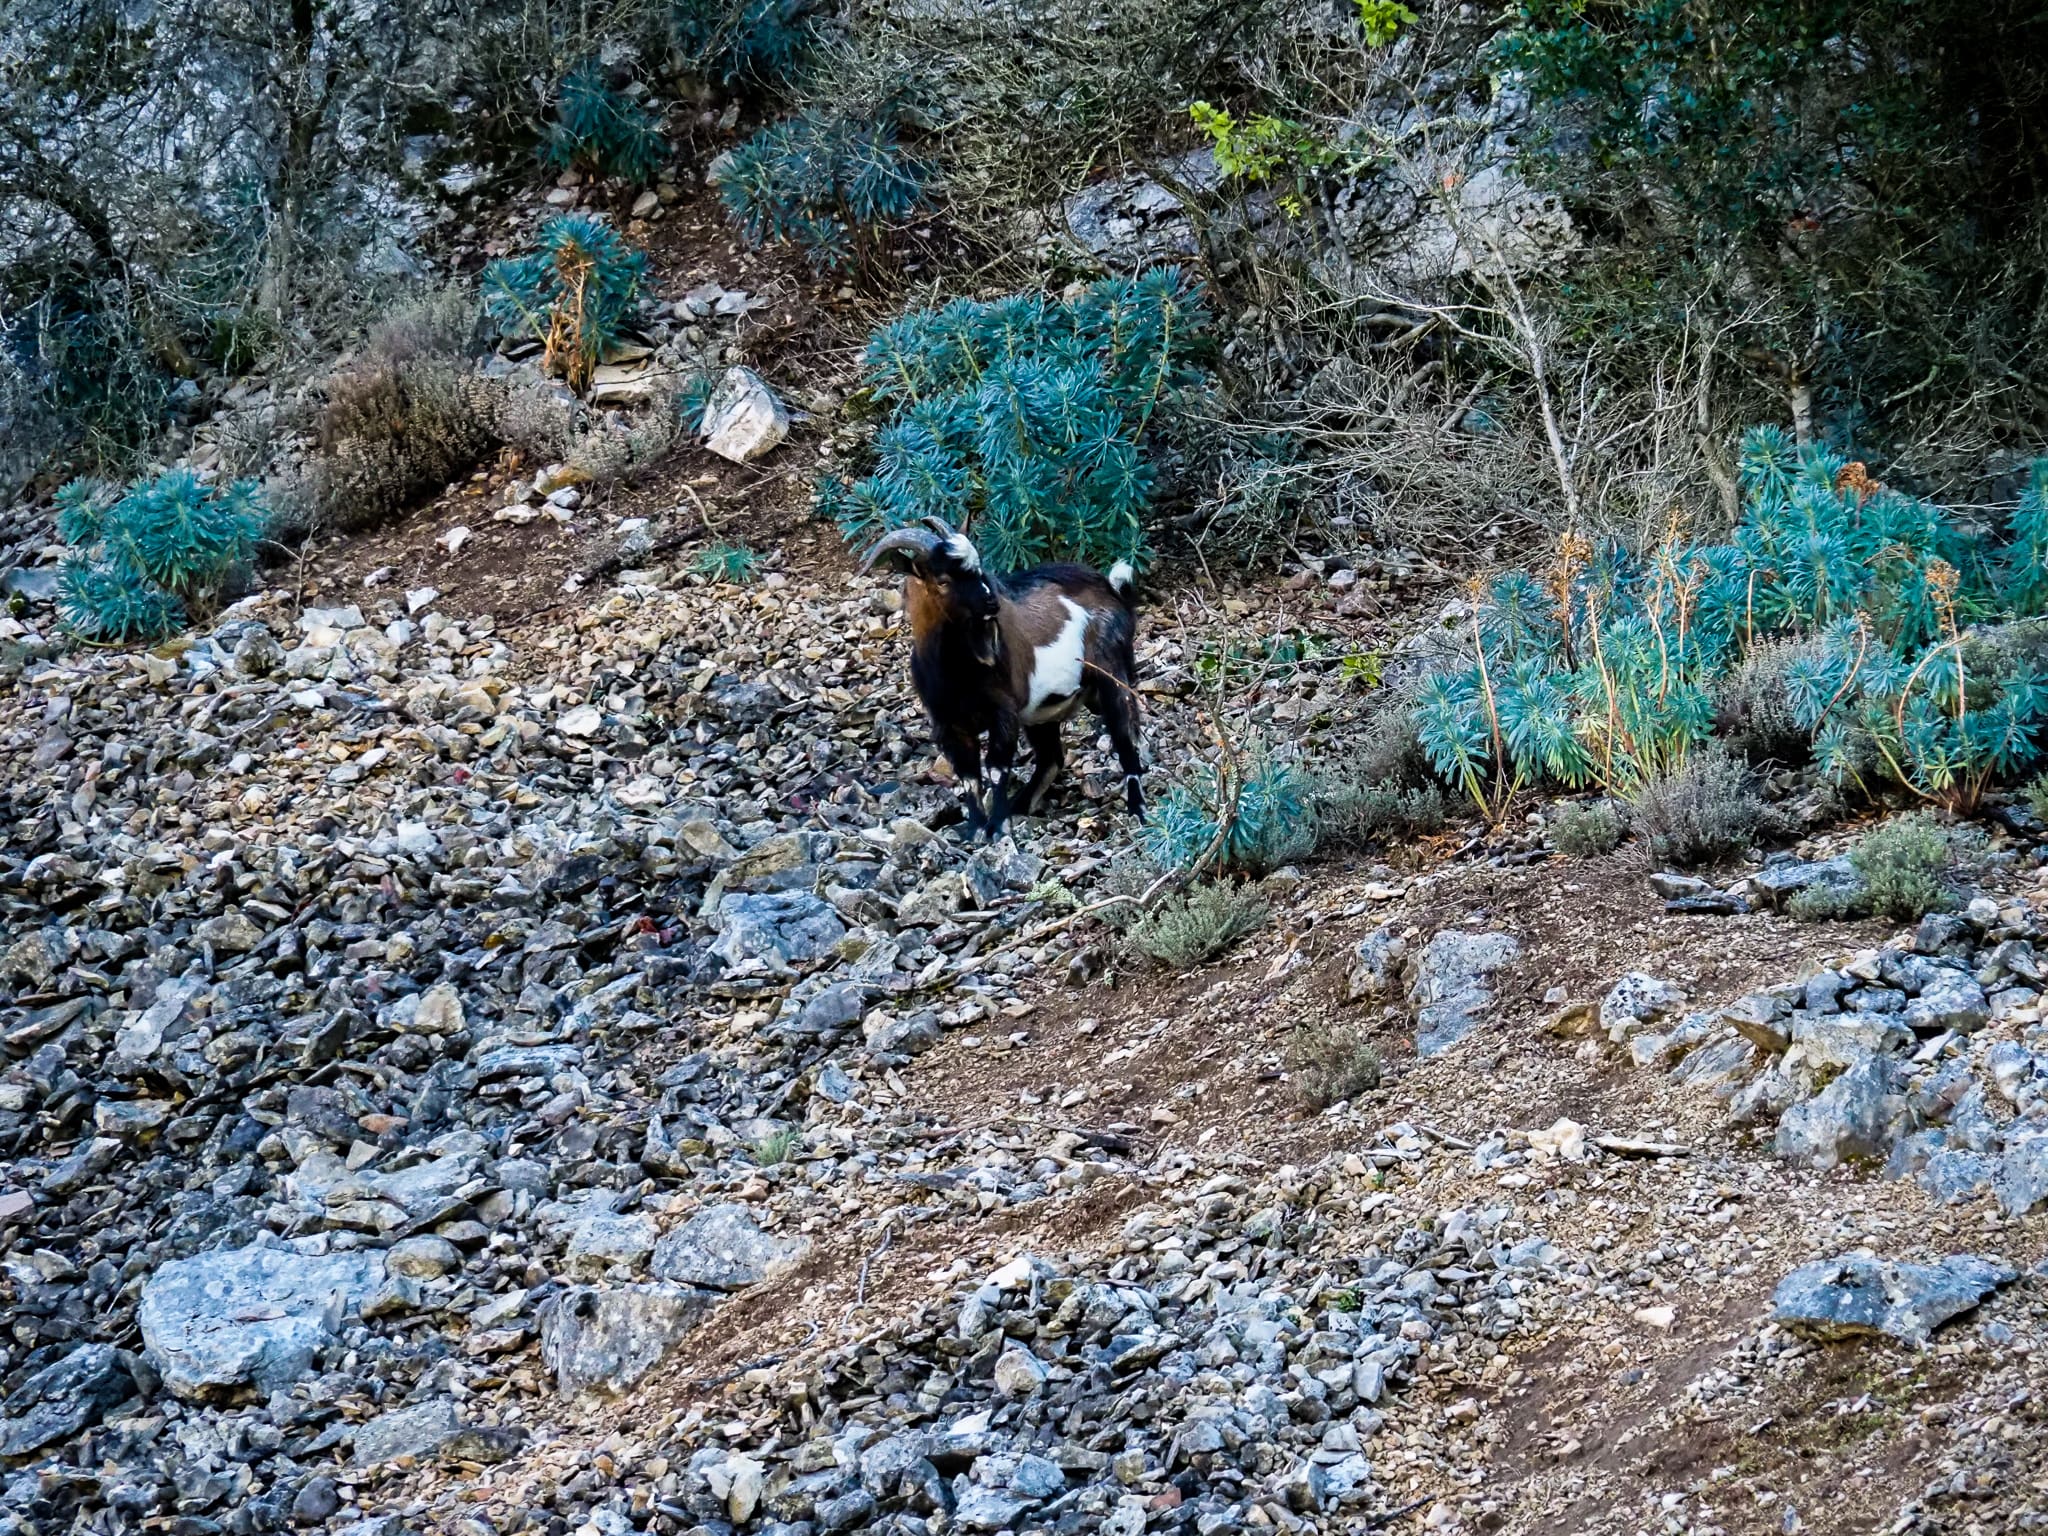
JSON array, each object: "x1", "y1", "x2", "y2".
[
  {"x1": 0, "y1": 1343, "x2": 132, "y2": 1456},
  {"x1": 1772, "y1": 1250, "x2": 2016, "y2": 1344},
  {"x1": 711, "y1": 892, "x2": 846, "y2": 972},
  {"x1": 1409, "y1": 930, "x2": 1519, "y2": 1056},
  {"x1": 353, "y1": 1398, "x2": 463, "y2": 1466},
  {"x1": 651, "y1": 1205, "x2": 810, "y2": 1291},
  {"x1": 139, "y1": 1243, "x2": 385, "y2": 1399}
]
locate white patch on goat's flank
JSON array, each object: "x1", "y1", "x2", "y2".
[
  {"x1": 1107, "y1": 559, "x2": 1135, "y2": 593},
  {"x1": 1024, "y1": 598, "x2": 1090, "y2": 724},
  {"x1": 946, "y1": 534, "x2": 981, "y2": 571}
]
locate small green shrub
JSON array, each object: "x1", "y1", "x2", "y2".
[
  {"x1": 1314, "y1": 778, "x2": 1446, "y2": 847},
  {"x1": 1852, "y1": 815, "x2": 1971, "y2": 923},
  {"x1": 304, "y1": 299, "x2": 501, "y2": 535},
  {"x1": 1715, "y1": 639, "x2": 1822, "y2": 765},
  {"x1": 819, "y1": 269, "x2": 1211, "y2": 571},
  {"x1": 718, "y1": 109, "x2": 927, "y2": 271},
  {"x1": 673, "y1": 0, "x2": 816, "y2": 87},
  {"x1": 1125, "y1": 880, "x2": 1270, "y2": 969},
  {"x1": 545, "y1": 60, "x2": 667, "y2": 183},
  {"x1": 1145, "y1": 742, "x2": 1317, "y2": 876},
  {"x1": 1551, "y1": 799, "x2": 1625, "y2": 857},
  {"x1": 483, "y1": 216, "x2": 648, "y2": 393},
  {"x1": 690, "y1": 542, "x2": 759, "y2": 583},
  {"x1": 56, "y1": 470, "x2": 261, "y2": 642},
  {"x1": 1627, "y1": 748, "x2": 1765, "y2": 867},
  {"x1": 749, "y1": 1126, "x2": 800, "y2": 1166},
  {"x1": 1786, "y1": 815, "x2": 1983, "y2": 923},
  {"x1": 2026, "y1": 773, "x2": 2048, "y2": 825},
  {"x1": 1287, "y1": 1018, "x2": 1382, "y2": 1109}
]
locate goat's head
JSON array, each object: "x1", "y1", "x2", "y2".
[{"x1": 860, "y1": 517, "x2": 1001, "y2": 665}]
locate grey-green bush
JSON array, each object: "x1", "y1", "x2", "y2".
[
  {"x1": 1627, "y1": 748, "x2": 1766, "y2": 867},
  {"x1": 1287, "y1": 1019, "x2": 1382, "y2": 1109},
  {"x1": 1124, "y1": 881, "x2": 1270, "y2": 969},
  {"x1": 1551, "y1": 799, "x2": 1625, "y2": 857}
]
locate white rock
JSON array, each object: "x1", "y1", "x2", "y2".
[
  {"x1": 405, "y1": 587, "x2": 439, "y2": 614},
  {"x1": 558, "y1": 705, "x2": 603, "y2": 737},
  {"x1": 1525, "y1": 1117, "x2": 1587, "y2": 1162},
  {"x1": 993, "y1": 1343, "x2": 1048, "y2": 1396},
  {"x1": 701, "y1": 368, "x2": 789, "y2": 463},
  {"x1": 436, "y1": 525, "x2": 471, "y2": 555}
]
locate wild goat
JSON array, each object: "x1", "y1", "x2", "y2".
[{"x1": 861, "y1": 516, "x2": 1144, "y2": 838}]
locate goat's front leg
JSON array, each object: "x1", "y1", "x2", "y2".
[
  {"x1": 938, "y1": 726, "x2": 987, "y2": 835},
  {"x1": 981, "y1": 712, "x2": 1022, "y2": 840}
]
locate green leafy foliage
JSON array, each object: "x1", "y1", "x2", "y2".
[
  {"x1": 1411, "y1": 432, "x2": 2048, "y2": 816},
  {"x1": 56, "y1": 470, "x2": 261, "y2": 642},
  {"x1": 820, "y1": 269, "x2": 1211, "y2": 571},
  {"x1": 1187, "y1": 102, "x2": 1339, "y2": 215},
  {"x1": 544, "y1": 61, "x2": 667, "y2": 183},
  {"x1": 718, "y1": 109, "x2": 927, "y2": 271},
  {"x1": 1789, "y1": 814, "x2": 1982, "y2": 922},
  {"x1": 482, "y1": 217, "x2": 648, "y2": 393},
  {"x1": 1354, "y1": 0, "x2": 1417, "y2": 47},
  {"x1": 689, "y1": 542, "x2": 760, "y2": 583},
  {"x1": 673, "y1": 0, "x2": 816, "y2": 87},
  {"x1": 1125, "y1": 880, "x2": 1271, "y2": 969}
]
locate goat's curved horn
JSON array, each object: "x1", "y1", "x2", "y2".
[
  {"x1": 921, "y1": 515, "x2": 961, "y2": 540},
  {"x1": 859, "y1": 526, "x2": 942, "y2": 572}
]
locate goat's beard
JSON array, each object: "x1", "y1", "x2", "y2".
[{"x1": 971, "y1": 619, "x2": 999, "y2": 667}]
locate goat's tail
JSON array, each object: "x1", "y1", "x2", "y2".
[{"x1": 1106, "y1": 559, "x2": 1138, "y2": 605}]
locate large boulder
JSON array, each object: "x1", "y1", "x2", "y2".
[
  {"x1": 139, "y1": 1243, "x2": 386, "y2": 1399},
  {"x1": 541, "y1": 1283, "x2": 718, "y2": 1397},
  {"x1": 1408, "y1": 930, "x2": 1520, "y2": 1057},
  {"x1": 1772, "y1": 1250, "x2": 2016, "y2": 1345},
  {"x1": 1774, "y1": 1055, "x2": 1912, "y2": 1170},
  {"x1": 651, "y1": 1205, "x2": 811, "y2": 1291}
]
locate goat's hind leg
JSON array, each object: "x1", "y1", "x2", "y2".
[
  {"x1": 1017, "y1": 723, "x2": 1066, "y2": 816},
  {"x1": 1089, "y1": 680, "x2": 1146, "y2": 818}
]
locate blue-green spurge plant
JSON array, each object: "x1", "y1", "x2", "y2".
[
  {"x1": 1415, "y1": 432, "x2": 2048, "y2": 818},
  {"x1": 818, "y1": 268, "x2": 1211, "y2": 571},
  {"x1": 56, "y1": 470, "x2": 261, "y2": 643},
  {"x1": 483, "y1": 216, "x2": 648, "y2": 393},
  {"x1": 1145, "y1": 740, "x2": 1317, "y2": 876},
  {"x1": 545, "y1": 61, "x2": 668, "y2": 183},
  {"x1": 717, "y1": 109, "x2": 927, "y2": 271}
]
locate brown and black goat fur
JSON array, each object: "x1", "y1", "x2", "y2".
[{"x1": 862, "y1": 519, "x2": 1143, "y2": 839}]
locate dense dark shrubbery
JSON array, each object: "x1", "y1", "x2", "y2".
[
  {"x1": 820, "y1": 269, "x2": 1211, "y2": 571},
  {"x1": 483, "y1": 216, "x2": 648, "y2": 392},
  {"x1": 545, "y1": 60, "x2": 667, "y2": 183},
  {"x1": 55, "y1": 470, "x2": 261, "y2": 642},
  {"x1": 1499, "y1": 0, "x2": 2048, "y2": 473},
  {"x1": 717, "y1": 109, "x2": 926, "y2": 270},
  {"x1": 673, "y1": 0, "x2": 816, "y2": 88}
]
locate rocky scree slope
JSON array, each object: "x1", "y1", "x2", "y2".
[{"x1": 3, "y1": 559, "x2": 2048, "y2": 1536}]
